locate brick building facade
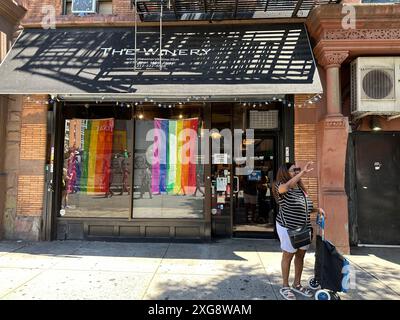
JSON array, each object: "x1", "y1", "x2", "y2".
[
  {"x1": 0, "y1": 0, "x2": 399, "y2": 253},
  {"x1": 0, "y1": 0, "x2": 28, "y2": 239}
]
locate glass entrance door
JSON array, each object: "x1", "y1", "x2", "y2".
[
  {"x1": 232, "y1": 134, "x2": 276, "y2": 237},
  {"x1": 210, "y1": 103, "x2": 279, "y2": 238}
]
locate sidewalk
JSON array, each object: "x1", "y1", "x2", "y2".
[{"x1": 0, "y1": 239, "x2": 399, "y2": 300}]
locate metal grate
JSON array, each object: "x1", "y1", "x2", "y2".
[
  {"x1": 361, "y1": 68, "x2": 395, "y2": 100},
  {"x1": 249, "y1": 110, "x2": 279, "y2": 129},
  {"x1": 133, "y1": 0, "x2": 341, "y2": 21}
]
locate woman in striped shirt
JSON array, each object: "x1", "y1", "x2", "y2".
[{"x1": 272, "y1": 161, "x2": 322, "y2": 300}]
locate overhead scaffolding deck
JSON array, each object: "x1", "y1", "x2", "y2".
[{"x1": 132, "y1": 0, "x2": 341, "y2": 22}]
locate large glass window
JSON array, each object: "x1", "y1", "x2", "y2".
[
  {"x1": 133, "y1": 104, "x2": 205, "y2": 219},
  {"x1": 61, "y1": 105, "x2": 132, "y2": 218}
]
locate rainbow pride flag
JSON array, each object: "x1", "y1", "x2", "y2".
[
  {"x1": 79, "y1": 119, "x2": 115, "y2": 193},
  {"x1": 151, "y1": 118, "x2": 199, "y2": 195}
]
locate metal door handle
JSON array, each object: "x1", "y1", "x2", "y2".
[{"x1": 234, "y1": 176, "x2": 239, "y2": 193}]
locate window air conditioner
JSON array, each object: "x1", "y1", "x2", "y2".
[
  {"x1": 72, "y1": 0, "x2": 97, "y2": 14},
  {"x1": 351, "y1": 57, "x2": 400, "y2": 115}
]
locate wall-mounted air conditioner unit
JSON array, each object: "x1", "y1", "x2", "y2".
[
  {"x1": 351, "y1": 57, "x2": 400, "y2": 115},
  {"x1": 72, "y1": 0, "x2": 97, "y2": 14}
]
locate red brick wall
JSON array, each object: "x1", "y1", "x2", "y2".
[
  {"x1": 294, "y1": 94, "x2": 320, "y2": 229},
  {"x1": 17, "y1": 175, "x2": 45, "y2": 216},
  {"x1": 17, "y1": 96, "x2": 48, "y2": 217},
  {"x1": 24, "y1": 0, "x2": 62, "y2": 21},
  {"x1": 113, "y1": 0, "x2": 135, "y2": 15},
  {"x1": 22, "y1": 0, "x2": 135, "y2": 25}
]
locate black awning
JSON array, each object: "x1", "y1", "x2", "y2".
[{"x1": 0, "y1": 24, "x2": 322, "y2": 96}]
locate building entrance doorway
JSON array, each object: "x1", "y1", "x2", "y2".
[
  {"x1": 210, "y1": 101, "x2": 289, "y2": 239},
  {"x1": 353, "y1": 132, "x2": 400, "y2": 245},
  {"x1": 232, "y1": 135, "x2": 276, "y2": 237}
]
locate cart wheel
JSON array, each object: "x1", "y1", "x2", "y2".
[
  {"x1": 315, "y1": 289, "x2": 331, "y2": 300},
  {"x1": 308, "y1": 277, "x2": 321, "y2": 290},
  {"x1": 331, "y1": 292, "x2": 341, "y2": 300}
]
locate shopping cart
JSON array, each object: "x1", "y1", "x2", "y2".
[{"x1": 307, "y1": 210, "x2": 351, "y2": 300}]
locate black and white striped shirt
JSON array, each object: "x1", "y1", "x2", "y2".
[{"x1": 275, "y1": 182, "x2": 313, "y2": 230}]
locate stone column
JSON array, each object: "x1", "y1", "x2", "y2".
[
  {"x1": 318, "y1": 51, "x2": 349, "y2": 116},
  {"x1": 0, "y1": 0, "x2": 27, "y2": 240},
  {"x1": 316, "y1": 51, "x2": 351, "y2": 254},
  {"x1": 0, "y1": 97, "x2": 9, "y2": 238},
  {"x1": 2, "y1": 96, "x2": 23, "y2": 239}
]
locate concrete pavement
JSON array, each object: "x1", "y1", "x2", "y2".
[{"x1": 0, "y1": 239, "x2": 399, "y2": 300}]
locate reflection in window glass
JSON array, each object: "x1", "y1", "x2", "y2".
[
  {"x1": 133, "y1": 106, "x2": 205, "y2": 219},
  {"x1": 62, "y1": 118, "x2": 132, "y2": 218}
]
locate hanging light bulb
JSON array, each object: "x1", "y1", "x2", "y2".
[{"x1": 370, "y1": 116, "x2": 382, "y2": 131}]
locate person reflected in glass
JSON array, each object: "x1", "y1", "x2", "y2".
[
  {"x1": 104, "y1": 158, "x2": 114, "y2": 198},
  {"x1": 140, "y1": 165, "x2": 152, "y2": 199},
  {"x1": 257, "y1": 175, "x2": 270, "y2": 224},
  {"x1": 243, "y1": 176, "x2": 258, "y2": 223},
  {"x1": 119, "y1": 151, "x2": 130, "y2": 195},
  {"x1": 62, "y1": 168, "x2": 72, "y2": 209},
  {"x1": 192, "y1": 170, "x2": 204, "y2": 197}
]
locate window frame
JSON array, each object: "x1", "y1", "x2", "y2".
[{"x1": 63, "y1": 0, "x2": 113, "y2": 15}]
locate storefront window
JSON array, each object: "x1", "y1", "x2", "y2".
[
  {"x1": 133, "y1": 105, "x2": 205, "y2": 219},
  {"x1": 61, "y1": 106, "x2": 133, "y2": 218}
]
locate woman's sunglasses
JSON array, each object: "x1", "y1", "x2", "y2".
[{"x1": 289, "y1": 167, "x2": 301, "y2": 173}]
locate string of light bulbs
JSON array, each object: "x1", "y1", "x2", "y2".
[{"x1": 43, "y1": 94, "x2": 323, "y2": 109}]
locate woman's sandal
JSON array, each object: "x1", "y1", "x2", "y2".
[
  {"x1": 279, "y1": 287, "x2": 296, "y2": 300},
  {"x1": 291, "y1": 284, "x2": 314, "y2": 298}
]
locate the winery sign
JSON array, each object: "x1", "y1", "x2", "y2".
[{"x1": 101, "y1": 47, "x2": 212, "y2": 57}]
